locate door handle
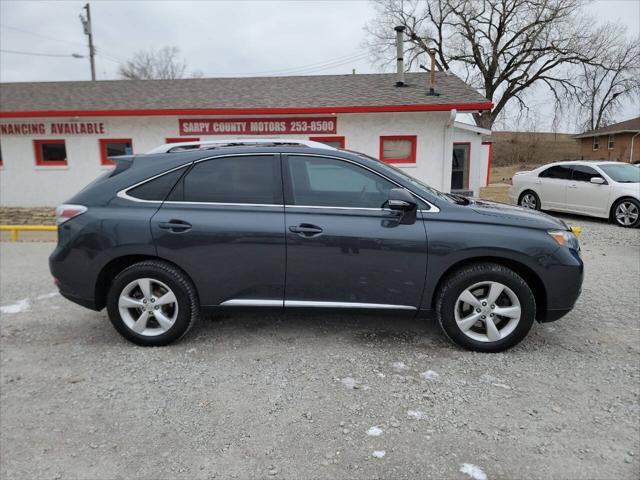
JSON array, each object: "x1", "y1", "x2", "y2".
[
  {"x1": 159, "y1": 220, "x2": 192, "y2": 232},
  {"x1": 289, "y1": 224, "x2": 323, "y2": 237},
  {"x1": 568, "y1": 184, "x2": 577, "y2": 189}
]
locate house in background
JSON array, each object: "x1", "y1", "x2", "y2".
[{"x1": 572, "y1": 117, "x2": 640, "y2": 163}]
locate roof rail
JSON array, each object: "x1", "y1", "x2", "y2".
[{"x1": 146, "y1": 138, "x2": 337, "y2": 154}]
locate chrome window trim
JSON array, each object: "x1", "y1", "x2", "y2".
[
  {"x1": 116, "y1": 152, "x2": 441, "y2": 213},
  {"x1": 284, "y1": 153, "x2": 440, "y2": 213},
  {"x1": 116, "y1": 153, "x2": 277, "y2": 204},
  {"x1": 219, "y1": 299, "x2": 416, "y2": 310}
]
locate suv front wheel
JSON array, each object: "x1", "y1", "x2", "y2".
[
  {"x1": 436, "y1": 263, "x2": 536, "y2": 352},
  {"x1": 106, "y1": 260, "x2": 199, "y2": 346}
]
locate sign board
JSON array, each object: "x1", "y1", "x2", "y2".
[
  {"x1": 179, "y1": 117, "x2": 337, "y2": 136},
  {"x1": 0, "y1": 122, "x2": 106, "y2": 136}
]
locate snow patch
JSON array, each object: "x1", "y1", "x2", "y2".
[
  {"x1": 491, "y1": 383, "x2": 511, "y2": 390},
  {"x1": 0, "y1": 299, "x2": 30, "y2": 314},
  {"x1": 341, "y1": 377, "x2": 358, "y2": 389},
  {"x1": 460, "y1": 463, "x2": 487, "y2": 480},
  {"x1": 391, "y1": 361, "x2": 408, "y2": 371},
  {"x1": 420, "y1": 370, "x2": 439, "y2": 381},
  {"x1": 372, "y1": 450, "x2": 386, "y2": 458},
  {"x1": 407, "y1": 409, "x2": 426, "y2": 420},
  {"x1": 36, "y1": 292, "x2": 59, "y2": 300},
  {"x1": 366, "y1": 426, "x2": 383, "y2": 437}
]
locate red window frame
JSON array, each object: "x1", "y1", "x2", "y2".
[
  {"x1": 34, "y1": 139, "x2": 67, "y2": 166},
  {"x1": 99, "y1": 138, "x2": 133, "y2": 166},
  {"x1": 165, "y1": 137, "x2": 200, "y2": 143},
  {"x1": 309, "y1": 136, "x2": 345, "y2": 149},
  {"x1": 379, "y1": 135, "x2": 417, "y2": 164}
]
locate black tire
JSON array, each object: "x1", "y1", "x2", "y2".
[
  {"x1": 518, "y1": 190, "x2": 541, "y2": 211},
  {"x1": 436, "y1": 262, "x2": 536, "y2": 352},
  {"x1": 611, "y1": 198, "x2": 640, "y2": 228},
  {"x1": 106, "y1": 260, "x2": 199, "y2": 346}
]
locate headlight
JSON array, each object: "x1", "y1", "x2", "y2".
[{"x1": 548, "y1": 230, "x2": 579, "y2": 250}]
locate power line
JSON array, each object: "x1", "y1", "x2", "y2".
[
  {"x1": 0, "y1": 24, "x2": 86, "y2": 48},
  {"x1": 0, "y1": 48, "x2": 83, "y2": 58},
  {"x1": 191, "y1": 50, "x2": 370, "y2": 78}
]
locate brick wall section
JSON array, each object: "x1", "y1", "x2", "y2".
[
  {"x1": 0, "y1": 207, "x2": 56, "y2": 225},
  {"x1": 579, "y1": 132, "x2": 637, "y2": 162}
]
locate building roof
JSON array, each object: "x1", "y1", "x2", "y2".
[
  {"x1": 573, "y1": 117, "x2": 640, "y2": 138},
  {"x1": 0, "y1": 72, "x2": 491, "y2": 118}
]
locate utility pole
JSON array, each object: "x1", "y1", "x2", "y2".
[{"x1": 79, "y1": 3, "x2": 96, "y2": 81}]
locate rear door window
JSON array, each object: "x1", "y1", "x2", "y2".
[
  {"x1": 539, "y1": 165, "x2": 572, "y2": 180},
  {"x1": 168, "y1": 155, "x2": 282, "y2": 204}
]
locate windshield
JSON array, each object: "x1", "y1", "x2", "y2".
[
  {"x1": 599, "y1": 163, "x2": 640, "y2": 183},
  {"x1": 353, "y1": 152, "x2": 457, "y2": 204}
]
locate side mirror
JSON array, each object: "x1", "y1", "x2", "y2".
[
  {"x1": 590, "y1": 176, "x2": 606, "y2": 185},
  {"x1": 388, "y1": 188, "x2": 417, "y2": 224}
]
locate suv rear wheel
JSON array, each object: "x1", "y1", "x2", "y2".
[
  {"x1": 106, "y1": 260, "x2": 199, "y2": 346},
  {"x1": 436, "y1": 263, "x2": 536, "y2": 352}
]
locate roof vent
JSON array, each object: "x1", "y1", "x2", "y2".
[{"x1": 394, "y1": 26, "x2": 406, "y2": 87}]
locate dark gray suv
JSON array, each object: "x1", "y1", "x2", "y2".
[{"x1": 49, "y1": 140, "x2": 583, "y2": 352}]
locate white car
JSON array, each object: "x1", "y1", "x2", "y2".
[{"x1": 508, "y1": 161, "x2": 640, "y2": 228}]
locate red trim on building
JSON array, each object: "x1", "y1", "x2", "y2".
[
  {"x1": 379, "y1": 135, "x2": 417, "y2": 164},
  {"x1": 309, "y1": 136, "x2": 345, "y2": 149},
  {"x1": 33, "y1": 139, "x2": 67, "y2": 166},
  {"x1": 0, "y1": 103, "x2": 493, "y2": 119},
  {"x1": 99, "y1": 138, "x2": 133, "y2": 166},
  {"x1": 165, "y1": 137, "x2": 200, "y2": 143},
  {"x1": 482, "y1": 141, "x2": 493, "y2": 186}
]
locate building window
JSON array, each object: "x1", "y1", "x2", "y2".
[
  {"x1": 165, "y1": 137, "x2": 200, "y2": 143},
  {"x1": 34, "y1": 140, "x2": 67, "y2": 166},
  {"x1": 309, "y1": 136, "x2": 345, "y2": 149},
  {"x1": 99, "y1": 139, "x2": 133, "y2": 166},
  {"x1": 452, "y1": 142, "x2": 471, "y2": 190},
  {"x1": 607, "y1": 134, "x2": 615, "y2": 150},
  {"x1": 379, "y1": 136, "x2": 417, "y2": 163},
  {"x1": 0, "y1": 143, "x2": 3, "y2": 167},
  {"x1": 592, "y1": 136, "x2": 599, "y2": 151}
]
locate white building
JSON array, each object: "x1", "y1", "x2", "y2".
[{"x1": 0, "y1": 72, "x2": 491, "y2": 207}]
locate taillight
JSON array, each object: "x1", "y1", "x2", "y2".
[{"x1": 55, "y1": 204, "x2": 87, "y2": 225}]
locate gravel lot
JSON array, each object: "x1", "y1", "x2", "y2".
[{"x1": 1, "y1": 214, "x2": 639, "y2": 480}]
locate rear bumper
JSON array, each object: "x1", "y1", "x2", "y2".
[{"x1": 59, "y1": 289, "x2": 99, "y2": 311}]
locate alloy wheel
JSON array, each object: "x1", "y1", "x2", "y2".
[
  {"x1": 520, "y1": 193, "x2": 537, "y2": 209},
  {"x1": 454, "y1": 281, "x2": 521, "y2": 343},
  {"x1": 615, "y1": 201, "x2": 639, "y2": 227},
  {"x1": 118, "y1": 278, "x2": 179, "y2": 336}
]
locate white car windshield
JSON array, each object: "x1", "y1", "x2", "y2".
[{"x1": 598, "y1": 163, "x2": 640, "y2": 183}]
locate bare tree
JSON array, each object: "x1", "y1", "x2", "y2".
[
  {"x1": 571, "y1": 34, "x2": 640, "y2": 131},
  {"x1": 118, "y1": 46, "x2": 188, "y2": 80},
  {"x1": 365, "y1": 0, "x2": 613, "y2": 129}
]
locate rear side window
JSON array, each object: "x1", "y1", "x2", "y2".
[
  {"x1": 539, "y1": 165, "x2": 572, "y2": 180},
  {"x1": 127, "y1": 168, "x2": 186, "y2": 201},
  {"x1": 168, "y1": 155, "x2": 281, "y2": 204},
  {"x1": 571, "y1": 165, "x2": 600, "y2": 182}
]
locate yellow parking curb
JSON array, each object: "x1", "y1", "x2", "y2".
[{"x1": 0, "y1": 224, "x2": 57, "y2": 242}]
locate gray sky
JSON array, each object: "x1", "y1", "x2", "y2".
[{"x1": 1, "y1": 0, "x2": 638, "y2": 132}]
